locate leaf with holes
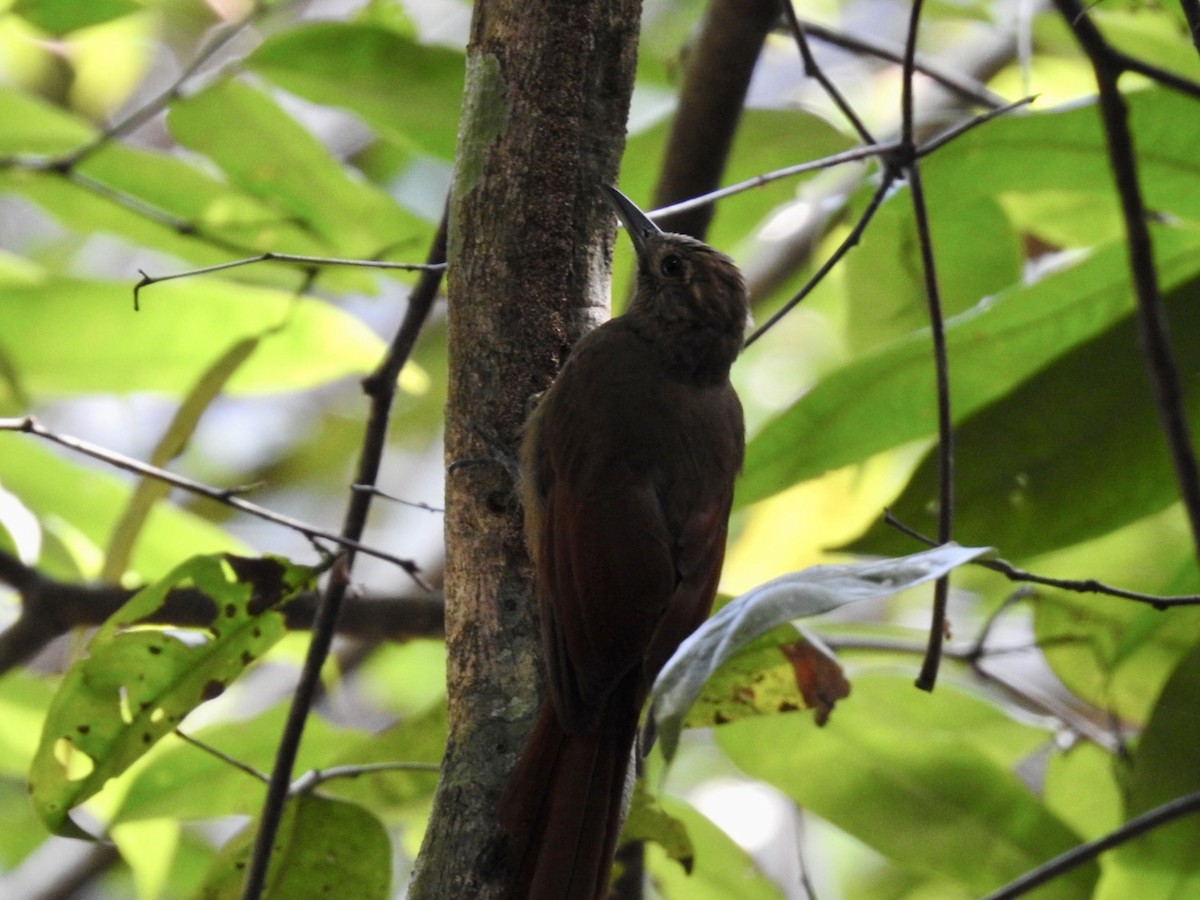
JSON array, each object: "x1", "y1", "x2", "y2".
[{"x1": 28, "y1": 554, "x2": 313, "y2": 836}]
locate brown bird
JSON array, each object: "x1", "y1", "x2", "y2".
[{"x1": 497, "y1": 186, "x2": 747, "y2": 899}]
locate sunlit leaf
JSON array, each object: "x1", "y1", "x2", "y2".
[
  {"x1": 0, "y1": 276, "x2": 387, "y2": 397},
  {"x1": 851, "y1": 264, "x2": 1200, "y2": 559}
]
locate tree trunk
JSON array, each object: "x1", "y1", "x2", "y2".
[{"x1": 408, "y1": 1, "x2": 643, "y2": 896}]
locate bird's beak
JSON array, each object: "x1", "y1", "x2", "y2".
[{"x1": 600, "y1": 185, "x2": 661, "y2": 256}]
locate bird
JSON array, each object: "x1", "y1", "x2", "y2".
[{"x1": 497, "y1": 185, "x2": 748, "y2": 899}]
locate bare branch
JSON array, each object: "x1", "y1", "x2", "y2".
[
  {"x1": 740, "y1": 98, "x2": 1030, "y2": 346},
  {"x1": 174, "y1": 729, "x2": 270, "y2": 784},
  {"x1": 647, "y1": 141, "x2": 900, "y2": 224},
  {"x1": 917, "y1": 95, "x2": 1036, "y2": 157},
  {"x1": 0, "y1": 548, "x2": 444, "y2": 676},
  {"x1": 779, "y1": 1, "x2": 875, "y2": 144},
  {"x1": 877, "y1": 0, "x2": 958, "y2": 692},
  {"x1": 291, "y1": 760, "x2": 441, "y2": 793},
  {"x1": 242, "y1": 206, "x2": 449, "y2": 899},
  {"x1": 351, "y1": 484, "x2": 444, "y2": 513}
]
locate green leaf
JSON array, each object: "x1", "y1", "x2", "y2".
[
  {"x1": 719, "y1": 674, "x2": 1096, "y2": 898},
  {"x1": 167, "y1": 80, "x2": 422, "y2": 256},
  {"x1": 844, "y1": 192, "x2": 1021, "y2": 352},
  {"x1": 1034, "y1": 587, "x2": 1200, "y2": 726},
  {"x1": 28, "y1": 554, "x2": 312, "y2": 836},
  {"x1": 925, "y1": 87, "x2": 1200, "y2": 229},
  {"x1": 644, "y1": 798, "x2": 782, "y2": 900},
  {"x1": 674, "y1": 627, "x2": 848, "y2": 733},
  {"x1": 0, "y1": 86, "x2": 96, "y2": 153},
  {"x1": 1097, "y1": 639, "x2": 1200, "y2": 898},
  {"x1": 0, "y1": 437, "x2": 248, "y2": 579},
  {"x1": 13, "y1": 0, "x2": 141, "y2": 37},
  {"x1": 648, "y1": 544, "x2": 991, "y2": 759},
  {"x1": 850, "y1": 263, "x2": 1200, "y2": 559},
  {"x1": 619, "y1": 780, "x2": 695, "y2": 875},
  {"x1": 1044, "y1": 741, "x2": 1122, "y2": 844},
  {"x1": 740, "y1": 224, "x2": 1200, "y2": 507},
  {"x1": 196, "y1": 795, "x2": 390, "y2": 899},
  {"x1": 0, "y1": 276, "x2": 386, "y2": 397},
  {"x1": 245, "y1": 22, "x2": 465, "y2": 160}
]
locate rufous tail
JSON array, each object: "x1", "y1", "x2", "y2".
[{"x1": 497, "y1": 692, "x2": 638, "y2": 900}]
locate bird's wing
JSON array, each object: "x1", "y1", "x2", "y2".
[
  {"x1": 537, "y1": 470, "x2": 676, "y2": 733},
  {"x1": 643, "y1": 500, "x2": 732, "y2": 682}
]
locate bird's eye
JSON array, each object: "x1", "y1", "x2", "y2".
[{"x1": 659, "y1": 254, "x2": 683, "y2": 277}]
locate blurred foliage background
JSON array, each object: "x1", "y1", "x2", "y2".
[{"x1": 1, "y1": 0, "x2": 1199, "y2": 896}]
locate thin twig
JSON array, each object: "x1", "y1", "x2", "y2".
[
  {"x1": 891, "y1": 0, "x2": 956, "y2": 693},
  {"x1": 134, "y1": 253, "x2": 446, "y2": 306},
  {"x1": 909, "y1": 161, "x2": 954, "y2": 693},
  {"x1": 351, "y1": 484, "x2": 444, "y2": 513},
  {"x1": 240, "y1": 206, "x2": 449, "y2": 900},
  {"x1": 1052, "y1": 0, "x2": 1200, "y2": 562},
  {"x1": 917, "y1": 95, "x2": 1036, "y2": 157},
  {"x1": 648, "y1": 141, "x2": 902, "y2": 223},
  {"x1": 778, "y1": 1, "x2": 875, "y2": 144},
  {"x1": 741, "y1": 97, "x2": 1030, "y2": 346},
  {"x1": 174, "y1": 729, "x2": 270, "y2": 783},
  {"x1": 291, "y1": 760, "x2": 441, "y2": 793},
  {"x1": 822, "y1": 631, "x2": 1117, "y2": 747},
  {"x1": 883, "y1": 511, "x2": 1200, "y2": 608},
  {"x1": 0, "y1": 417, "x2": 426, "y2": 582},
  {"x1": 981, "y1": 790, "x2": 1200, "y2": 899}
]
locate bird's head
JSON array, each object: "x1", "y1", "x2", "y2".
[{"x1": 601, "y1": 185, "x2": 748, "y2": 374}]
